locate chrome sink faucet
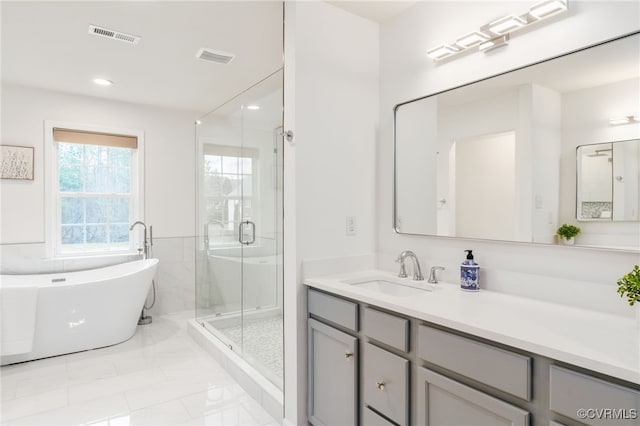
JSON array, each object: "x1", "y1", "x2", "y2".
[{"x1": 396, "y1": 250, "x2": 424, "y2": 281}]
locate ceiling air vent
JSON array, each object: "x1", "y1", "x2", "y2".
[
  {"x1": 88, "y1": 25, "x2": 141, "y2": 45},
  {"x1": 196, "y1": 48, "x2": 235, "y2": 64}
]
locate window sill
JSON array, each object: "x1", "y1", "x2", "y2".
[{"x1": 50, "y1": 251, "x2": 141, "y2": 262}]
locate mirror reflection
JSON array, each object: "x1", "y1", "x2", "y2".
[
  {"x1": 577, "y1": 140, "x2": 639, "y2": 221},
  {"x1": 394, "y1": 32, "x2": 640, "y2": 251}
]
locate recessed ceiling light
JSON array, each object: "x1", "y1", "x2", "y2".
[
  {"x1": 246, "y1": 105, "x2": 260, "y2": 110},
  {"x1": 93, "y1": 78, "x2": 114, "y2": 86}
]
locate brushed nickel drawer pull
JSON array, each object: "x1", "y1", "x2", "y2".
[
  {"x1": 376, "y1": 381, "x2": 386, "y2": 391},
  {"x1": 345, "y1": 352, "x2": 354, "y2": 360}
]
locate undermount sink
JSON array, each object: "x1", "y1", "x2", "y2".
[{"x1": 342, "y1": 277, "x2": 434, "y2": 296}]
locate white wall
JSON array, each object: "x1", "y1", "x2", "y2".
[
  {"x1": 530, "y1": 84, "x2": 562, "y2": 244},
  {"x1": 1, "y1": 83, "x2": 199, "y2": 314},
  {"x1": 378, "y1": 1, "x2": 640, "y2": 313},
  {"x1": 283, "y1": 2, "x2": 379, "y2": 424}
]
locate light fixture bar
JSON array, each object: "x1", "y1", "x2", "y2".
[
  {"x1": 425, "y1": 0, "x2": 568, "y2": 61},
  {"x1": 529, "y1": 0, "x2": 567, "y2": 19},
  {"x1": 479, "y1": 34, "x2": 510, "y2": 52},
  {"x1": 426, "y1": 44, "x2": 460, "y2": 61},
  {"x1": 456, "y1": 31, "x2": 491, "y2": 48},
  {"x1": 488, "y1": 15, "x2": 527, "y2": 35}
]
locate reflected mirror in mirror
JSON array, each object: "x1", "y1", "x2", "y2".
[
  {"x1": 577, "y1": 140, "x2": 639, "y2": 222},
  {"x1": 394, "y1": 32, "x2": 640, "y2": 251}
]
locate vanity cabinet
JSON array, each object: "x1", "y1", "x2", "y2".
[
  {"x1": 549, "y1": 366, "x2": 640, "y2": 426},
  {"x1": 362, "y1": 306, "x2": 411, "y2": 425},
  {"x1": 307, "y1": 289, "x2": 359, "y2": 426},
  {"x1": 363, "y1": 342, "x2": 409, "y2": 425},
  {"x1": 308, "y1": 318, "x2": 358, "y2": 426},
  {"x1": 306, "y1": 287, "x2": 640, "y2": 426},
  {"x1": 417, "y1": 325, "x2": 532, "y2": 401},
  {"x1": 416, "y1": 367, "x2": 529, "y2": 426}
]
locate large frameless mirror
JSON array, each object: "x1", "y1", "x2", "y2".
[{"x1": 394, "y1": 32, "x2": 640, "y2": 251}]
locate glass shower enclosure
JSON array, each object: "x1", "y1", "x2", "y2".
[{"x1": 195, "y1": 69, "x2": 283, "y2": 390}]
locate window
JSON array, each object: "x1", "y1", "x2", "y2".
[
  {"x1": 49, "y1": 125, "x2": 143, "y2": 256},
  {"x1": 203, "y1": 144, "x2": 258, "y2": 247}
]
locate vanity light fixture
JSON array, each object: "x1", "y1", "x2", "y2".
[
  {"x1": 456, "y1": 31, "x2": 490, "y2": 48},
  {"x1": 478, "y1": 34, "x2": 510, "y2": 52},
  {"x1": 246, "y1": 105, "x2": 261, "y2": 110},
  {"x1": 488, "y1": 15, "x2": 527, "y2": 35},
  {"x1": 609, "y1": 116, "x2": 639, "y2": 126},
  {"x1": 529, "y1": 0, "x2": 568, "y2": 19},
  {"x1": 426, "y1": 0, "x2": 568, "y2": 61},
  {"x1": 426, "y1": 44, "x2": 460, "y2": 60}
]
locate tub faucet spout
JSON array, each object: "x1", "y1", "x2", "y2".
[{"x1": 130, "y1": 221, "x2": 149, "y2": 259}]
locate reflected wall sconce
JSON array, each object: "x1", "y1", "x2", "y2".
[
  {"x1": 609, "y1": 115, "x2": 640, "y2": 126},
  {"x1": 426, "y1": 0, "x2": 568, "y2": 61}
]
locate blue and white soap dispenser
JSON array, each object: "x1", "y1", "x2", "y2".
[{"x1": 460, "y1": 249, "x2": 479, "y2": 292}]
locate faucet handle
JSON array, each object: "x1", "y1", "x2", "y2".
[
  {"x1": 428, "y1": 266, "x2": 445, "y2": 283},
  {"x1": 395, "y1": 256, "x2": 408, "y2": 278}
]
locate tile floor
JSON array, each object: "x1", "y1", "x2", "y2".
[{"x1": 0, "y1": 312, "x2": 280, "y2": 426}]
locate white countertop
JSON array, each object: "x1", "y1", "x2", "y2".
[{"x1": 305, "y1": 269, "x2": 640, "y2": 385}]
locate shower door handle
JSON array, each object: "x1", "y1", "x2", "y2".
[{"x1": 239, "y1": 220, "x2": 256, "y2": 245}]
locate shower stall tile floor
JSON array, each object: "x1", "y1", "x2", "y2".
[
  {"x1": 0, "y1": 312, "x2": 280, "y2": 426},
  {"x1": 215, "y1": 316, "x2": 283, "y2": 388}
]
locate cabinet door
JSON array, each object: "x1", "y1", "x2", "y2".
[
  {"x1": 417, "y1": 367, "x2": 530, "y2": 426},
  {"x1": 308, "y1": 318, "x2": 358, "y2": 426}
]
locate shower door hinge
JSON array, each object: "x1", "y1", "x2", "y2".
[{"x1": 281, "y1": 129, "x2": 294, "y2": 142}]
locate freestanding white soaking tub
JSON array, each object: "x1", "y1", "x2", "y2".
[{"x1": 0, "y1": 258, "x2": 158, "y2": 365}]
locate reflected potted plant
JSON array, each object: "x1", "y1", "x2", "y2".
[
  {"x1": 556, "y1": 224, "x2": 581, "y2": 245},
  {"x1": 617, "y1": 265, "x2": 640, "y2": 307}
]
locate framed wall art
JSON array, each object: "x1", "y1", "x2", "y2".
[{"x1": 1, "y1": 145, "x2": 34, "y2": 180}]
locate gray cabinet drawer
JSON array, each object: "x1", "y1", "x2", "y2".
[
  {"x1": 418, "y1": 325, "x2": 531, "y2": 400},
  {"x1": 417, "y1": 367, "x2": 530, "y2": 426},
  {"x1": 363, "y1": 342, "x2": 409, "y2": 426},
  {"x1": 308, "y1": 289, "x2": 358, "y2": 332},
  {"x1": 363, "y1": 306, "x2": 409, "y2": 352},
  {"x1": 549, "y1": 366, "x2": 640, "y2": 426},
  {"x1": 363, "y1": 407, "x2": 396, "y2": 426}
]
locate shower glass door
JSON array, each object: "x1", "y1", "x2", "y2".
[{"x1": 195, "y1": 70, "x2": 283, "y2": 390}]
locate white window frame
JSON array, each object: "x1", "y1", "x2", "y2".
[{"x1": 44, "y1": 120, "x2": 144, "y2": 258}]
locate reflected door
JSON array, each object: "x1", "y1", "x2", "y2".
[{"x1": 454, "y1": 132, "x2": 516, "y2": 240}]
